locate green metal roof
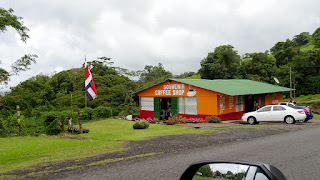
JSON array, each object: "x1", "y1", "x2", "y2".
[{"x1": 169, "y1": 78, "x2": 292, "y2": 96}]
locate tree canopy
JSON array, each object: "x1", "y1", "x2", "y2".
[
  {"x1": 0, "y1": 8, "x2": 29, "y2": 42},
  {"x1": 199, "y1": 45, "x2": 241, "y2": 79},
  {"x1": 1, "y1": 58, "x2": 138, "y2": 117},
  {"x1": 241, "y1": 53, "x2": 277, "y2": 83},
  {"x1": 0, "y1": 8, "x2": 37, "y2": 85},
  {"x1": 137, "y1": 63, "x2": 172, "y2": 85}
]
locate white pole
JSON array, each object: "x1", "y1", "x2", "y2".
[
  {"x1": 290, "y1": 65, "x2": 292, "y2": 101},
  {"x1": 85, "y1": 55, "x2": 87, "y2": 107}
]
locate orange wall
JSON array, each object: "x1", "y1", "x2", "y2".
[
  {"x1": 265, "y1": 92, "x2": 283, "y2": 105},
  {"x1": 137, "y1": 80, "x2": 223, "y2": 115},
  {"x1": 197, "y1": 92, "x2": 219, "y2": 115},
  {"x1": 216, "y1": 95, "x2": 241, "y2": 115}
]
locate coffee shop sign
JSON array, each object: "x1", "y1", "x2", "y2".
[
  {"x1": 155, "y1": 84, "x2": 186, "y2": 96},
  {"x1": 154, "y1": 84, "x2": 197, "y2": 97}
]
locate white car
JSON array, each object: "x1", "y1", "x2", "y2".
[{"x1": 241, "y1": 105, "x2": 306, "y2": 125}]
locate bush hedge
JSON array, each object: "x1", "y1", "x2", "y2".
[
  {"x1": 81, "y1": 107, "x2": 95, "y2": 121},
  {"x1": 206, "y1": 116, "x2": 221, "y2": 123},
  {"x1": 133, "y1": 120, "x2": 149, "y2": 129},
  {"x1": 45, "y1": 118, "x2": 62, "y2": 135},
  {"x1": 0, "y1": 106, "x2": 113, "y2": 137},
  {"x1": 96, "y1": 106, "x2": 112, "y2": 118}
]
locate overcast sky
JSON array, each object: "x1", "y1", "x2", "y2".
[{"x1": 1, "y1": 0, "x2": 320, "y2": 91}]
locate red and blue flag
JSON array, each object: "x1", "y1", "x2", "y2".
[{"x1": 85, "y1": 60, "x2": 98, "y2": 101}]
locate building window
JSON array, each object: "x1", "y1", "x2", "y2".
[
  {"x1": 141, "y1": 97, "x2": 154, "y2": 111},
  {"x1": 236, "y1": 96, "x2": 244, "y2": 112},
  {"x1": 178, "y1": 97, "x2": 197, "y2": 115}
]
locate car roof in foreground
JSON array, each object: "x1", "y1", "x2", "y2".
[
  {"x1": 261, "y1": 105, "x2": 295, "y2": 110},
  {"x1": 263, "y1": 105, "x2": 287, "y2": 107}
]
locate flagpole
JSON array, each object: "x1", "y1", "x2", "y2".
[
  {"x1": 85, "y1": 94, "x2": 87, "y2": 107},
  {"x1": 85, "y1": 55, "x2": 88, "y2": 107}
]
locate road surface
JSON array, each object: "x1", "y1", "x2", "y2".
[{"x1": 40, "y1": 126, "x2": 320, "y2": 180}]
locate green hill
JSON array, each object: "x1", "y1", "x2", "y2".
[
  {"x1": 300, "y1": 42, "x2": 316, "y2": 52},
  {"x1": 185, "y1": 74, "x2": 201, "y2": 79}
]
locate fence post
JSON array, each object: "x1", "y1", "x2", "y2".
[
  {"x1": 17, "y1": 105, "x2": 21, "y2": 136},
  {"x1": 78, "y1": 110, "x2": 82, "y2": 134}
]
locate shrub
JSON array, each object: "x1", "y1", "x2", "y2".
[
  {"x1": 206, "y1": 116, "x2": 221, "y2": 123},
  {"x1": 118, "y1": 110, "x2": 127, "y2": 117},
  {"x1": 96, "y1": 106, "x2": 112, "y2": 118},
  {"x1": 81, "y1": 107, "x2": 95, "y2": 121},
  {"x1": 0, "y1": 114, "x2": 19, "y2": 137},
  {"x1": 112, "y1": 108, "x2": 120, "y2": 116},
  {"x1": 133, "y1": 120, "x2": 149, "y2": 129},
  {"x1": 21, "y1": 116, "x2": 45, "y2": 135},
  {"x1": 42, "y1": 110, "x2": 77, "y2": 127},
  {"x1": 45, "y1": 118, "x2": 62, "y2": 135},
  {"x1": 166, "y1": 115, "x2": 179, "y2": 125}
]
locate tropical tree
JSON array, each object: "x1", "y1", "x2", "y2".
[
  {"x1": 173, "y1": 72, "x2": 196, "y2": 79},
  {"x1": 270, "y1": 39, "x2": 299, "y2": 67},
  {"x1": 197, "y1": 165, "x2": 213, "y2": 177},
  {"x1": 291, "y1": 50, "x2": 320, "y2": 95},
  {"x1": 241, "y1": 53, "x2": 277, "y2": 83},
  {"x1": 199, "y1": 45, "x2": 241, "y2": 79},
  {"x1": 293, "y1": 32, "x2": 312, "y2": 46},
  {"x1": 312, "y1": 27, "x2": 320, "y2": 48},
  {"x1": 137, "y1": 63, "x2": 172, "y2": 85},
  {"x1": 0, "y1": 8, "x2": 38, "y2": 85}
]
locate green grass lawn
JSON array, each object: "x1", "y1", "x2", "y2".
[
  {"x1": 314, "y1": 114, "x2": 320, "y2": 119},
  {"x1": 0, "y1": 119, "x2": 219, "y2": 173},
  {"x1": 283, "y1": 94, "x2": 320, "y2": 115},
  {"x1": 287, "y1": 94, "x2": 320, "y2": 103}
]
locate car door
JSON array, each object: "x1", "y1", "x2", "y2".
[
  {"x1": 270, "y1": 106, "x2": 286, "y2": 121},
  {"x1": 256, "y1": 106, "x2": 272, "y2": 121}
]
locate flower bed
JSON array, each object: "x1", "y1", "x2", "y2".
[{"x1": 138, "y1": 115, "x2": 221, "y2": 125}]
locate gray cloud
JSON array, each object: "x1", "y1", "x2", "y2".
[{"x1": 1, "y1": 0, "x2": 320, "y2": 90}]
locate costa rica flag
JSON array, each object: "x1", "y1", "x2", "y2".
[{"x1": 85, "y1": 60, "x2": 98, "y2": 100}]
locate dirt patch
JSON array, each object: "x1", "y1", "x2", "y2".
[{"x1": 2, "y1": 119, "x2": 320, "y2": 179}]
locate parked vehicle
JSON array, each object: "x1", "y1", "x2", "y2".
[
  {"x1": 278, "y1": 102, "x2": 313, "y2": 122},
  {"x1": 180, "y1": 160, "x2": 287, "y2": 180},
  {"x1": 241, "y1": 105, "x2": 306, "y2": 124}
]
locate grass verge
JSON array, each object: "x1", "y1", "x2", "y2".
[{"x1": 0, "y1": 119, "x2": 219, "y2": 173}]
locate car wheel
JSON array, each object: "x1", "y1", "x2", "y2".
[
  {"x1": 284, "y1": 116, "x2": 296, "y2": 124},
  {"x1": 247, "y1": 116, "x2": 257, "y2": 125},
  {"x1": 304, "y1": 119, "x2": 309, "y2": 122}
]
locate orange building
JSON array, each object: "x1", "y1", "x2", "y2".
[{"x1": 135, "y1": 79, "x2": 291, "y2": 120}]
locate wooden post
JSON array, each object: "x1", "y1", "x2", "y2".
[
  {"x1": 17, "y1": 105, "x2": 21, "y2": 136},
  {"x1": 78, "y1": 110, "x2": 82, "y2": 134}
]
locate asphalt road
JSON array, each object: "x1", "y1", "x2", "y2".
[{"x1": 42, "y1": 126, "x2": 320, "y2": 180}]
